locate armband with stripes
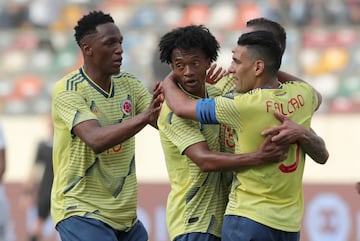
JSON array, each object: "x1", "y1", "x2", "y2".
[{"x1": 196, "y1": 98, "x2": 218, "y2": 124}]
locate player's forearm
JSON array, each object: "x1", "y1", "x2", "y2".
[
  {"x1": 75, "y1": 112, "x2": 151, "y2": 154},
  {"x1": 298, "y1": 128, "x2": 329, "y2": 164},
  {"x1": 192, "y1": 151, "x2": 272, "y2": 172},
  {"x1": 163, "y1": 74, "x2": 198, "y2": 120},
  {"x1": 163, "y1": 77, "x2": 184, "y2": 112},
  {"x1": 97, "y1": 111, "x2": 153, "y2": 152}
]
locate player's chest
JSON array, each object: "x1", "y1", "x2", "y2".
[{"x1": 85, "y1": 89, "x2": 136, "y2": 124}]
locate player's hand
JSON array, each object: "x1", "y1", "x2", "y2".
[
  {"x1": 258, "y1": 135, "x2": 289, "y2": 163},
  {"x1": 205, "y1": 63, "x2": 228, "y2": 85},
  {"x1": 162, "y1": 71, "x2": 180, "y2": 96},
  {"x1": 261, "y1": 112, "x2": 304, "y2": 145}
]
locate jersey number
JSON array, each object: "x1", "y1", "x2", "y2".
[{"x1": 278, "y1": 143, "x2": 300, "y2": 173}]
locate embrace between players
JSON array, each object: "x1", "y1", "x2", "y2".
[{"x1": 50, "y1": 11, "x2": 329, "y2": 241}]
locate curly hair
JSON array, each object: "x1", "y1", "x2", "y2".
[
  {"x1": 246, "y1": 18, "x2": 286, "y2": 55},
  {"x1": 74, "y1": 11, "x2": 114, "y2": 46},
  {"x1": 158, "y1": 25, "x2": 220, "y2": 64}
]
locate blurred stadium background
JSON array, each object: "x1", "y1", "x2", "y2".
[{"x1": 0, "y1": 0, "x2": 359, "y2": 241}]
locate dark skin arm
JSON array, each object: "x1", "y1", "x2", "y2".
[
  {"x1": 164, "y1": 70, "x2": 323, "y2": 119},
  {"x1": 163, "y1": 72, "x2": 289, "y2": 170},
  {"x1": 184, "y1": 135, "x2": 289, "y2": 172},
  {"x1": 266, "y1": 71, "x2": 329, "y2": 164},
  {"x1": 261, "y1": 112, "x2": 329, "y2": 164},
  {"x1": 165, "y1": 70, "x2": 329, "y2": 164},
  {"x1": 73, "y1": 82, "x2": 163, "y2": 154},
  {"x1": 206, "y1": 69, "x2": 323, "y2": 111},
  {"x1": 163, "y1": 72, "x2": 198, "y2": 120}
]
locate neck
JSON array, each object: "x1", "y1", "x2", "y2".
[
  {"x1": 256, "y1": 76, "x2": 280, "y2": 89},
  {"x1": 177, "y1": 83, "x2": 206, "y2": 98},
  {"x1": 83, "y1": 65, "x2": 111, "y2": 92}
]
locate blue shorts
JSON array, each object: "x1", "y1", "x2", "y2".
[
  {"x1": 174, "y1": 232, "x2": 220, "y2": 241},
  {"x1": 56, "y1": 216, "x2": 148, "y2": 241},
  {"x1": 222, "y1": 215, "x2": 300, "y2": 241}
]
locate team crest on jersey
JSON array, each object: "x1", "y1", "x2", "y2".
[
  {"x1": 90, "y1": 101, "x2": 100, "y2": 116},
  {"x1": 121, "y1": 99, "x2": 132, "y2": 115}
]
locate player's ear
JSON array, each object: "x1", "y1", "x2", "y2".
[
  {"x1": 254, "y1": 60, "x2": 264, "y2": 76},
  {"x1": 82, "y1": 43, "x2": 93, "y2": 56},
  {"x1": 206, "y1": 58, "x2": 211, "y2": 70}
]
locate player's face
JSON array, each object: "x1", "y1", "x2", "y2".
[
  {"x1": 170, "y1": 48, "x2": 210, "y2": 97},
  {"x1": 86, "y1": 23, "x2": 123, "y2": 76},
  {"x1": 228, "y1": 45, "x2": 256, "y2": 93}
]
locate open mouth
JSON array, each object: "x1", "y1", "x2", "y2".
[
  {"x1": 113, "y1": 58, "x2": 122, "y2": 66},
  {"x1": 185, "y1": 79, "x2": 197, "y2": 86}
]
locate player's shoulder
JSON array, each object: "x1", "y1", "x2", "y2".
[
  {"x1": 112, "y1": 71, "x2": 149, "y2": 95},
  {"x1": 206, "y1": 83, "x2": 222, "y2": 97},
  {"x1": 53, "y1": 69, "x2": 83, "y2": 92},
  {"x1": 112, "y1": 71, "x2": 141, "y2": 84},
  {"x1": 283, "y1": 80, "x2": 314, "y2": 93}
]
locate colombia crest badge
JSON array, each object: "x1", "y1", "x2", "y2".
[{"x1": 121, "y1": 99, "x2": 132, "y2": 115}]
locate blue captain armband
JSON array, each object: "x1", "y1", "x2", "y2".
[{"x1": 196, "y1": 98, "x2": 218, "y2": 124}]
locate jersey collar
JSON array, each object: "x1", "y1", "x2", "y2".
[{"x1": 80, "y1": 67, "x2": 115, "y2": 98}]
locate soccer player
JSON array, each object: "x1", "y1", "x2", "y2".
[
  {"x1": 163, "y1": 30, "x2": 327, "y2": 241},
  {"x1": 157, "y1": 25, "x2": 288, "y2": 241},
  {"x1": 213, "y1": 17, "x2": 328, "y2": 164},
  {"x1": 245, "y1": 18, "x2": 328, "y2": 163},
  {"x1": 51, "y1": 11, "x2": 163, "y2": 241}
]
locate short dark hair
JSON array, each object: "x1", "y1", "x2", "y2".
[
  {"x1": 246, "y1": 18, "x2": 286, "y2": 55},
  {"x1": 237, "y1": 30, "x2": 282, "y2": 76},
  {"x1": 74, "y1": 11, "x2": 114, "y2": 46},
  {"x1": 159, "y1": 25, "x2": 220, "y2": 64}
]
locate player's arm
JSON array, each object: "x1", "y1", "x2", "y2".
[
  {"x1": 297, "y1": 127, "x2": 329, "y2": 164},
  {"x1": 261, "y1": 112, "x2": 329, "y2": 164},
  {"x1": 276, "y1": 71, "x2": 327, "y2": 163},
  {"x1": 163, "y1": 72, "x2": 198, "y2": 120},
  {"x1": 184, "y1": 135, "x2": 288, "y2": 172},
  {"x1": 73, "y1": 86, "x2": 163, "y2": 154}
]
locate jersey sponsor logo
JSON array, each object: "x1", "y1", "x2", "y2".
[{"x1": 121, "y1": 99, "x2": 132, "y2": 115}]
